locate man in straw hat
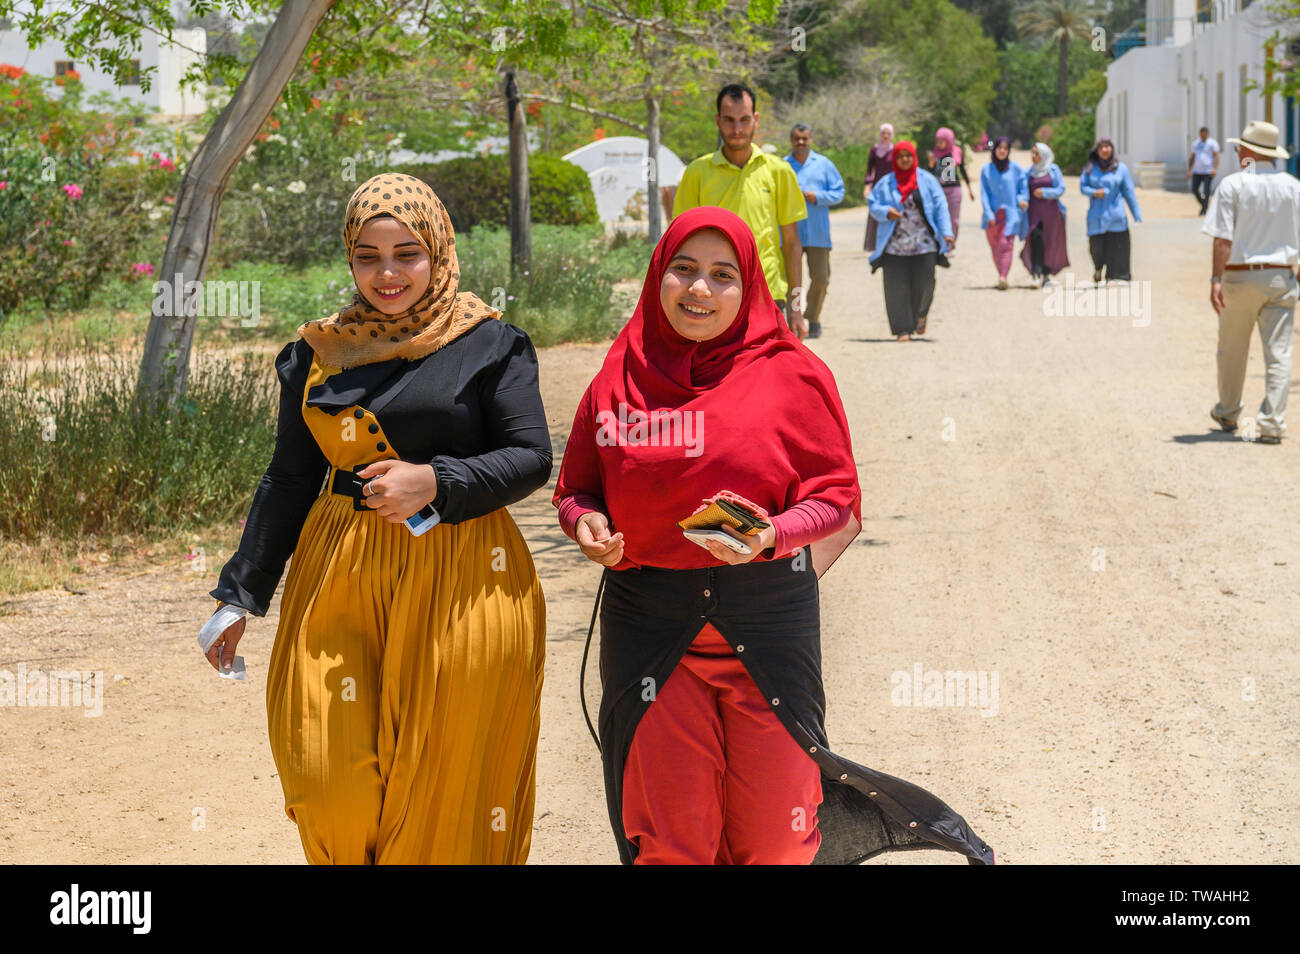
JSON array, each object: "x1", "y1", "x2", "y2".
[{"x1": 1203, "y1": 120, "x2": 1300, "y2": 444}]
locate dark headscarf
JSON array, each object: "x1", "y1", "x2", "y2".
[
  {"x1": 1087, "y1": 138, "x2": 1118, "y2": 174},
  {"x1": 990, "y1": 136, "x2": 1012, "y2": 173}
]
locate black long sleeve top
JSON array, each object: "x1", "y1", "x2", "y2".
[{"x1": 210, "y1": 319, "x2": 553, "y2": 616}]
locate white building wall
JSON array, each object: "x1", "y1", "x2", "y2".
[
  {"x1": 1097, "y1": 5, "x2": 1297, "y2": 186},
  {"x1": 0, "y1": 27, "x2": 207, "y2": 117}
]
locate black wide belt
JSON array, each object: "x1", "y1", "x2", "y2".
[{"x1": 330, "y1": 465, "x2": 371, "y2": 511}]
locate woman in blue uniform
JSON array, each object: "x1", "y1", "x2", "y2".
[{"x1": 1080, "y1": 138, "x2": 1142, "y2": 283}]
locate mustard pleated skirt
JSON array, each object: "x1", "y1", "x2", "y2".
[{"x1": 266, "y1": 483, "x2": 546, "y2": 864}]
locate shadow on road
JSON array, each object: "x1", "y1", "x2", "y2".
[
  {"x1": 1170, "y1": 430, "x2": 1253, "y2": 444},
  {"x1": 847, "y1": 337, "x2": 937, "y2": 344}
]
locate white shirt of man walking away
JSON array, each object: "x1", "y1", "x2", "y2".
[
  {"x1": 1190, "y1": 133, "x2": 1220, "y2": 176},
  {"x1": 1203, "y1": 120, "x2": 1300, "y2": 443}
]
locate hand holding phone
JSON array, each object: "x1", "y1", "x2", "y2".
[{"x1": 683, "y1": 528, "x2": 753, "y2": 555}]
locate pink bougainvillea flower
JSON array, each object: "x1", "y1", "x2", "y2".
[
  {"x1": 62, "y1": 183, "x2": 83, "y2": 199},
  {"x1": 62, "y1": 239, "x2": 75, "y2": 246},
  {"x1": 132, "y1": 262, "x2": 154, "y2": 275},
  {"x1": 159, "y1": 158, "x2": 175, "y2": 171},
  {"x1": 0, "y1": 181, "x2": 7, "y2": 190}
]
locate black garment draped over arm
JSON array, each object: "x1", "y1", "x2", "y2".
[
  {"x1": 597, "y1": 558, "x2": 996, "y2": 866},
  {"x1": 210, "y1": 320, "x2": 552, "y2": 616}
]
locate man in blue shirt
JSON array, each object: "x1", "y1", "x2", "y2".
[{"x1": 785, "y1": 124, "x2": 844, "y2": 339}]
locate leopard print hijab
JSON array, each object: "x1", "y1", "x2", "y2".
[{"x1": 297, "y1": 173, "x2": 499, "y2": 369}]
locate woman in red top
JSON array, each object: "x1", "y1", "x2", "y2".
[{"x1": 554, "y1": 206, "x2": 994, "y2": 865}]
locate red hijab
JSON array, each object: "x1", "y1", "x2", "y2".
[
  {"x1": 553, "y1": 206, "x2": 862, "y2": 576},
  {"x1": 893, "y1": 140, "x2": 919, "y2": 202}
]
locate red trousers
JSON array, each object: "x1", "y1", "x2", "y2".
[
  {"x1": 621, "y1": 622, "x2": 823, "y2": 864},
  {"x1": 985, "y1": 207, "x2": 1015, "y2": 279}
]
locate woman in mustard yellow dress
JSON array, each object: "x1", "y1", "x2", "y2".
[{"x1": 197, "y1": 173, "x2": 551, "y2": 864}]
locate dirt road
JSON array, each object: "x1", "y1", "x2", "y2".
[{"x1": 3, "y1": 150, "x2": 1296, "y2": 864}]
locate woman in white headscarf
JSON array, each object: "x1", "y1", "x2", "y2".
[{"x1": 1019, "y1": 142, "x2": 1069, "y2": 287}]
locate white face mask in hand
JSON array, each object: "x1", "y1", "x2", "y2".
[{"x1": 198, "y1": 603, "x2": 248, "y2": 680}]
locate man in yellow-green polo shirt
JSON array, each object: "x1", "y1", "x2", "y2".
[{"x1": 672, "y1": 82, "x2": 809, "y2": 338}]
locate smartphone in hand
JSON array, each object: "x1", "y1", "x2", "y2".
[
  {"x1": 406, "y1": 504, "x2": 441, "y2": 536},
  {"x1": 683, "y1": 528, "x2": 752, "y2": 555}
]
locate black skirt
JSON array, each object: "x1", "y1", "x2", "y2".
[{"x1": 593, "y1": 556, "x2": 995, "y2": 865}]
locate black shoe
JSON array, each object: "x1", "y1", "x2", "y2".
[{"x1": 806, "y1": 321, "x2": 822, "y2": 339}]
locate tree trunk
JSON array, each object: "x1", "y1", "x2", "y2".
[
  {"x1": 505, "y1": 68, "x2": 531, "y2": 277},
  {"x1": 136, "y1": 0, "x2": 335, "y2": 411},
  {"x1": 1058, "y1": 34, "x2": 1069, "y2": 115},
  {"x1": 646, "y1": 92, "x2": 662, "y2": 243}
]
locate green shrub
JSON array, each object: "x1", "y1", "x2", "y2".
[
  {"x1": 818, "y1": 144, "x2": 874, "y2": 209},
  {"x1": 402, "y1": 153, "x2": 599, "y2": 232},
  {"x1": 455, "y1": 223, "x2": 646, "y2": 346},
  {"x1": 991, "y1": 38, "x2": 1105, "y2": 145},
  {"x1": 0, "y1": 65, "x2": 179, "y2": 321},
  {"x1": 211, "y1": 102, "x2": 405, "y2": 269},
  {"x1": 204, "y1": 227, "x2": 646, "y2": 349},
  {"x1": 1046, "y1": 113, "x2": 1096, "y2": 175},
  {"x1": 0, "y1": 338, "x2": 277, "y2": 541}
]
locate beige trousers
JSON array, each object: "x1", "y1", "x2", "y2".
[
  {"x1": 1214, "y1": 269, "x2": 1296, "y2": 438},
  {"x1": 802, "y1": 246, "x2": 832, "y2": 324}
]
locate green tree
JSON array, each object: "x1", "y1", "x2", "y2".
[
  {"x1": 1, "y1": 0, "x2": 668, "y2": 401},
  {"x1": 501, "y1": 1, "x2": 778, "y2": 243},
  {"x1": 1014, "y1": 0, "x2": 1100, "y2": 115},
  {"x1": 950, "y1": 0, "x2": 1019, "y2": 48},
  {"x1": 1099, "y1": 0, "x2": 1144, "y2": 42},
  {"x1": 887, "y1": 0, "x2": 999, "y2": 143},
  {"x1": 763, "y1": 0, "x2": 998, "y2": 143},
  {"x1": 990, "y1": 35, "x2": 1101, "y2": 142},
  {"x1": 2, "y1": 0, "x2": 349, "y2": 408},
  {"x1": 1250, "y1": 4, "x2": 1300, "y2": 107},
  {"x1": 762, "y1": 0, "x2": 871, "y2": 103}
]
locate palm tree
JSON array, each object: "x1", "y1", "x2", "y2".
[{"x1": 1015, "y1": 0, "x2": 1100, "y2": 115}]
